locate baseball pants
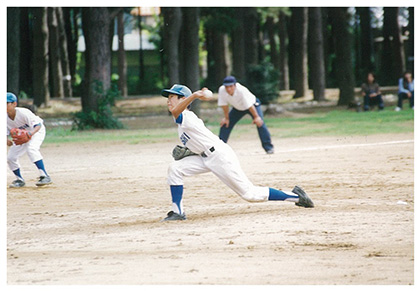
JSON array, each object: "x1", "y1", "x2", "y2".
[
  {"x1": 167, "y1": 141, "x2": 269, "y2": 202},
  {"x1": 219, "y1": 98, "x2": 274, "y2": 152},
  {"x1": 7, "y1": 125, "x2": 46, "y2": 171}
]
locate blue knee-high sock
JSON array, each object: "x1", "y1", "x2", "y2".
[
  {"x1": 13, "y1": 169, "x2": 23, "y2": 180},
  {"x1": 170, "y1": 185, "x2": 184, "y2": 214},
  {"x1": 34, "y1": 160, "x2": 48, "y2": 177},
  {"x1": 268, "y1": 188, "x2": 299, "y2": 201}
]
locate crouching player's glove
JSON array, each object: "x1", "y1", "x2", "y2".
[
  {"x1": 172, "y1": 145, "x2": 197, "y2": 160},
  {"x1": 10, "y1": 128, "x2": 32, "y2": 145}
]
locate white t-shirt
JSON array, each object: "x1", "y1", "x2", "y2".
[
  {"x1": 7, "y1": 107, "x2": 43, "y2": 135},
  {"x1": 175, "y1": 110, "x2": 222, "y2": 154},
  {"x1": 217, "y1": 82, "x2": 256, "y2": 111}
]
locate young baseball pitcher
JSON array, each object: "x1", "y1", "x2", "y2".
[
  {"x1": 6, "y1": 92, "x2": 52, "y2": 187},
  {"x1": 161, "y1": 84, "x2": 314, "y2": 221}
]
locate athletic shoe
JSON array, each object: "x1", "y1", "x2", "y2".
[
  {"x1": 9, "y1": 179, "x2": 25, "y2": 188},
  {"x1": 292, "y1": 185, "x2": 314, "y2": 208},
  {"x1": 161, "y1": 211, "x2": 187, "y2": 221},
  {"x1": 266, "y1": 149, "x2": 275, "y2": 154},
  {"x1": 36, "y1": 176, "x2": 52, "y2": 186},
  {"x1": 395, "y1": 107, "x2": 401, "y2": 112}
]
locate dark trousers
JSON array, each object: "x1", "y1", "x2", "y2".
[
  {"x1": 398, "y1": 92, "x2": 414, "y2": 109},
  {"x1": 363, "y1": 94, "x2": 384, "y2": 111},
  {"x1": 219, "y1": 99, "x2": 274, "y2": 152}
]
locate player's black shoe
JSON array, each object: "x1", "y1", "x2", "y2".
[
  {"x1": 9, "y1": 179, "x2": 25, "y2": 188},
  {"x1": 161, "y1": 211, "x2": 187, "y2": 221},
  {"x1": 292, "y1": 185, "x2": 314, "y2": 208},
  {"x1": 36, "y1": 176, "x2": 52, "y2": 187}
]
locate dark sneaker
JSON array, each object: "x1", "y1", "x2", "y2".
[
  {"x1": 9, "y1": 179, "x2": 25, "y2": 188},
  {"x1": 266, "y1": 148, "x2": 275, "y2": 154},
  {"x1": 36, "y1": 176, "x2": 52, "y2": 187},
  {"x1": 161, "y1": 211, "x2": 187, "y2": 221},
  {"x1": 292, "y1": 185, "x2": 314, "y2": 208}
]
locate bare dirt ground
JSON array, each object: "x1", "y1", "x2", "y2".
[{"x1": 7, "y1": 131, "x2": 414, "y2": 285}]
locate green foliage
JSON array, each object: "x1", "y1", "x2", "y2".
[
  {"x1": 200, "y1": 7, "x2": 238, "y2": 33},
  {"x1": 72, "y1": 82, "x2": 123, "y2": 131},
  {"x1": 245, "y1": 60, "x2": 280, "y2": 104}
]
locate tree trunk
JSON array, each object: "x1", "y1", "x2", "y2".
[
  {"x1": 382, "y1": 8, "x2": 405, "y2": 85},
  {"x1": 63, "y1": 8, "x2": 79, "y2": 87},
  {"x1": 291, "y1": 7, "x2": 309, "y2": 98},
  {"x1": 407, "y1": 7, "x2": 414, "y2": 73},
  {"x1": 162, "y1": 7, "x2": 182, "y2": 86},
  {"x1": 330, "y1": 7, "x2": 355, "y2": 106},
  {"x1": 388, "y1": 8, "x2": 405, "y2": 80},
  {"x1": 357, "y1": 7, "x2": 374, "y2": 74},
  {"x1": 180, "y1": 8, "x2": 201, "y2": 115},
  {"x1": 7, "y1": 7, "x2": 20, "y2": 96},
  {"x1": 32, "y1": 7, "x2": 50, "y2": 107},
  {"x1": 278, "y1": 10, "x2": 289, "y2": 90},
  {"x1": 206, "y1": 29, "x2": 228, "y2": 91},
  {"x1": 48, "y1": 7, "x2": 64, "y2": 98},
  {"x1": 56, "y1": 7, "x2": 72, "y2": 97},
  {"x1": 117, "y1": 10, "x2": 128, "y2": 97},
  {"x1": 81, "y1": 7, "x2": 112, "y2": 113},
  {"x1": 20, "y1": 7, "x2": 32, "y2": 96},
  {"x1": 231, "y1": 7, "x2": 246, "y2": 81},
  {"x1": 266, "y1": 16, "x2": 279, "y2": 70},
  {"x1": 243, "y1": 7, "x2": 259, "y2": 69},
  {"x1": 308, "y1": 7, "x2": 326, "y2": 101}
]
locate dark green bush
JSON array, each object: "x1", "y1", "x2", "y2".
[
  {"x1": 246, "y1": 61, "x2": 280, "y2": 104},
  {"x1": 72, "y1": 82, "x2": 123, "y2": 131}
]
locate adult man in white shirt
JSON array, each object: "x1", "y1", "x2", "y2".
[{"x1": 218, "y1": 76, "x2": 274, "y2": 154}]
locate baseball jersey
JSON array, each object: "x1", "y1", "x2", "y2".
[
  {"x1": 218, "y1": 82, "x2": 256, "y2": 111},
  {"x1": 175, "y1": 110, "x2": 222, "y2": 154},
  {"x1": 7, "y1": 107, "x2": 43, "y2": 136}
]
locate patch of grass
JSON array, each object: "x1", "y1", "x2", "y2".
[
  {"x1": 45, "y1": 127, "x2": 177, "y2": 144},
  {"x1": 266, "y1": 107, "x2": 414, "y2": 138},
  {"x1": 44, "y1": 107, "x2": 413, "y2": 144}
]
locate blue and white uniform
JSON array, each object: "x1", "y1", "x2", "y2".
[
  {"x1": 167, "y1": 109, "x2": 299, "y2": 215},
  {"x1": 7, "y1": 107, "x2": 46, "y2": 172}
]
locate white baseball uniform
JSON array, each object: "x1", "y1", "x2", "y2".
[
  {"x1": 167, "y1": 110, "x2": 269, "y2": 202},
  {"x1": 217, "y1": 82, "x2": 256, "y2": 111},
  {"x1": 7, "y1": 107, "x2": 46, "y2": 171}
]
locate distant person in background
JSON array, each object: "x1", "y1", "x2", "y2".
[
  {"x1": 361, "y1": 72, "x2": 384, "y2": 111},
  {"x1": 395, "y1": 71, "x2": 414, "y2": 111}
]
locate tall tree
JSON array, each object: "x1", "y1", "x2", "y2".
[
  {"x1": 278, "y1": 10, "x2": 290, "y2": 90},
  {"x1": 7, "y1": 7, "x2": 20, "y2": 96},
  {"x1": 330, "y1": 7, "x2": 355, "y2": 106},
  {"x1": 266, "y1": 16, "x2": 279, "y2": 71},
  {"x1": 117, "y1": 10, "x2": 128, "y2": 97},
  {"x1": 56, "y1": 7, "x2": 72, "y2": 97},
  {"x1": 357, "y1": 7, "x2": 374, "y2": 75},
  {"x1": 162, "y1": 7, "x2": 182, "y2": 86},
  {"x1": 407, "y1": 7, "x2": 414, "y2": 73},
  {"x1": 290, "y1": 7, "x2": 309, "y2": 98},
  {"x1": 381, "y1": 7, "x2": 405, "y2": 85},
  {"x1": 48, "y1": 7, "x2": 64, "y2": 98},
  {"x1": 63, "y1": 8, "x2": 79, "y2": 87},
  {"x1": 308, "y1": 7, "x2": 326, "y2": 101},
  {"x1": 19, "y1": 7, "x2": 32, "y2": 96},
  {"x1": 32, "y1": 7, "x2": 50, "y2": 107},
  {"x1": 81, "y1": 8, "x2": 120, "y2": 113},
  {"x1": 180, "y1": 7, "x2": 201, "y2": 115},
  {"x1": 243, "y1": 7, "x2": 259, "y2": 69},
  {"x1": 231, "y1": 7, "x2": 246, "y2": 81}
]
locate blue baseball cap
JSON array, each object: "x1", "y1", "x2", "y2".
[
  {"x1": 161, "y1": 84, "x2": 192, "y2": 98},
  {"x1": 7, "y1": 92, "x2": 17, "y2": 103},
  {"x1": 223, "y1": 76, "x2": 237, "y2": 86}
]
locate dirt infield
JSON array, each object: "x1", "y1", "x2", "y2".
[{"x1": 7, "y1": 132, "x2": 414, "y2": 285}]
